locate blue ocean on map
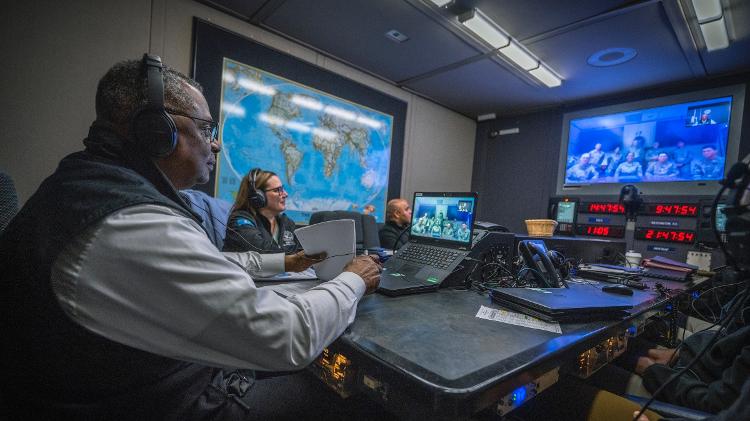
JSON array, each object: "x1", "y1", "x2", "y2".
[{"x1": 215, "y1": 58, "x2": 393, "y2": 223}]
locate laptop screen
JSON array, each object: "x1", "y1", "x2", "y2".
[{"x1": 409, "y1": 192, "x2": 478, "y2": 249}]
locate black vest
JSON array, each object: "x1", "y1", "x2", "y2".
[{"x1": 0, "y1": 149, "x2": 246, "y2": 420}]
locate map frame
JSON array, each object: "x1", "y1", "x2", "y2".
[{"x1": 191, "y1": 18, "x2": 407, "y2": 224}]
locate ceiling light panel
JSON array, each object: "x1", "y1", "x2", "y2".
[
  {"x1": 460, "y1": 9, "x2": 509, "y2": 49},
  {"x1": 529, "y1": 65, "x2": 562, "y2": 88},
  {"x1": 499, "y1": 41, "x2": 539, "y2": 70}
]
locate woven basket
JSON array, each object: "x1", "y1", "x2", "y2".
[{"x1": 524, "y1": 219, "x2": 557, "y2": 237}]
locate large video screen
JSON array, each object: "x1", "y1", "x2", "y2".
[{"x1": 556, "y1": 85, "x2": 745, "y2": 196}]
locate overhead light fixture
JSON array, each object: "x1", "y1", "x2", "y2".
[
  {"x1": 428, "y1": 0, "x2": 454, "y2": 8},
  {"x1": 691, "y1": 0, "x2": 730, "y2": 51},
  {"x1": 459, "y1": 9, "x2": 509, "y2": 49},
  {"x1": 529, "y1": 65, "x2": 562, "y2": 88},
  {"x1": 459, "y1": 8, "x2": 562, "y2": 88},
  {"x1": 499, "y1": 41, "x2": 538, "y2": 71}
]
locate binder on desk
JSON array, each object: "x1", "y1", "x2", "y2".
[{"x1": 641, "y1": 256, "x2": 697, "y2": 282}]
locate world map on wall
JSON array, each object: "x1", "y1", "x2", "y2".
[{"x1": 214, "y1": 58, "x2": 394, "y2": 223}]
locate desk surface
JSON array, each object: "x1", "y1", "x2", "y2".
[
  {"x1": 343, "y1": 283, "x2": 655, "y2": 390},
  {"x1": 268, "y1": 275, "x2": 706, "y2": 418}
]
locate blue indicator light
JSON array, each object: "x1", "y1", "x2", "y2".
[
  {"x1": 665, "y1": 304, "x2": 673, "y2": 311},
  {"x1": 512, "y1": 386, "x2": 527, "y2": 403},
  {"x1": 692, "y1": 291, "x2": 700, "y2": 299}
]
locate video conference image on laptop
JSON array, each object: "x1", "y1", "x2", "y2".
[{"x1": 409, "y1": 193, "x2": 476, "y2": 245}]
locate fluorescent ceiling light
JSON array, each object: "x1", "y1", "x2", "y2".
[
  {"x1": 499, "y1": 41, "x2": 538, "y2": 70},
  {"x1": 529, "y1": 65, "x2": 562, "y2": 88},
  {"x1": 691, "y1": 0, "x2": 722, "y2": 23},
  {"x1": 428, "y1": 0, "x2": 453, "y2": 7},
  {"x1": 700, "y1": 16, "x2": 729, "y2": 51},
  {"x1": 460, "y1": 9, "x2": 509, "y2": 49}
]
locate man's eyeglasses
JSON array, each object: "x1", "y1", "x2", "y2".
[
  {"x1": 264, "y1": 185, "x2": 286, "y2": 194},
  {"x1": 166, "y1": 108, "x2": 218, "y2": 143}
]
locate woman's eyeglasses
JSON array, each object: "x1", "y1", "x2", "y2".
[{"x1": 264, "y1": 185, "x2": 286, "y2": 194}]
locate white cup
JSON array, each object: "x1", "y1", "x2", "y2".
[{"x1": 625, "y1": 250, "x2": 642, "y2": 267}]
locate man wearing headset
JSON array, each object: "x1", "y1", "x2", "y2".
[{"x1": 0, "y1": 55, "x2": 382, "y2": 419}]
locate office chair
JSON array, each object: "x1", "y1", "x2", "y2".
[
  {"x1": 308, "y1": 211, "x2": 380, "y2": 251},
  {"x1": 179, "y1": 189, "x2": 233, "y2": 250}
]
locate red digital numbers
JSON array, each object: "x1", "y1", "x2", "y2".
[
  {"x1": 654, "y1": 204, "x2": 698, "y2": 216},
  {"x1": 586, "y1": 203, "x2": 625, "y2": 214},
  {"x1": 641, "y1": 229, "x2": 695, "y2": 243},
  {"x1": 587, "y1": 225, "x2": 610, "y2": 236}
]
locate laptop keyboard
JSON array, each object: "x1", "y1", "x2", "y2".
[{"x1": 396, "y1": 244, "x2": 460, "y2": 270}]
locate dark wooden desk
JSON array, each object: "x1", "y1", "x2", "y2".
[{"x1": 306, "y1": 276, "x2": 707, "y2": 420}]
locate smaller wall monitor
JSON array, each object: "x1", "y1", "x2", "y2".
[{"x1": 549, "y1": 197, "x2": 579, "y2": 235}]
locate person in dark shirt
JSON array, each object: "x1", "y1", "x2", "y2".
[
  {"x1": 223, "y1": 168, "x2": 300, "y2": 254},
  {"x1": 378, "y1": 198, "x2": 412, "y2": 250}
]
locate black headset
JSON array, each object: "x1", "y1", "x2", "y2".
[
  {"x1": 248, "y1": 168, "x2": 267, "y2": 209},
  {"x1": 518, "y1": 240, "x2": 564, "y2": 288},
  {"x1": 130, "y1": 53, "x2": 178, "y2": 158}
]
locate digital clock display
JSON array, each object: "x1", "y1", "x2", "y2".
[
  {"x1": 635, "y1": 228, "x2": 695, "y2": 244},
  {"x1": 583, "y1": 202, "x2": 625, "y2": 214},
  {"x1": 576, "y1": 224, "x2": 626, "y2": 238},
  {"x1": 643, "y1": 203, "x2": 699, "y2": 217}
]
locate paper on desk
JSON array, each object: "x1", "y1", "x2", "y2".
[
  {"x1": 476, "y1": 305, "x2": 562, "y2": 334},
  {"x1": 254, "y1": 268, "x2": 318, "y2": 282},
  {"x1": 294, "y1": 219, "x2": 356, "y2": 281}
]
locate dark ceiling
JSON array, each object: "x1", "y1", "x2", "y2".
[{"x1": 201, "y1": 0, "x2": 750, "y2": 118}]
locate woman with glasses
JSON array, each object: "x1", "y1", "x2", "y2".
[{"x1": 222, "y1": 168, "x2": 300, "y2": 254}]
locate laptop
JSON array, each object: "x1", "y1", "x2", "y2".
[
  {"x1": 488, "y1": 284, "x2": 633, "y2": 322},
  {"x1": 378, "y1": 192, "x2": 478, "y2": 296}
]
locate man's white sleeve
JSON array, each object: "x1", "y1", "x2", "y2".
[{"x1": 51, "y1": 204, "x2": 366, "y2": 371}]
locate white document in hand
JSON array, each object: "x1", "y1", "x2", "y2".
[{"x1": 294, "y1": 219, "x2": 356, "y2": 281}]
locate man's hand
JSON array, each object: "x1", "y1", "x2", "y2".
[
  {"x1": 635, "y1": 356, "x2": 655, "y2": 375},
  {"x1": 284, "y1": 251, "x2": 326, "y2": 273},
  {"x1": 647, "y1": 348, "x2": 678, "y2": 366},
  {"x1": 343, "y1": 255, "x2": 381, "y2": 294},
  {"x1": 633, "y1": 411, "x2": 650, "y2": 421}
]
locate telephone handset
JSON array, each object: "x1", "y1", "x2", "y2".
[{"x1": 517, "y1": 240, "x2": 565, "y2": 288}]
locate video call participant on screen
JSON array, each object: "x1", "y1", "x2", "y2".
[
  {"x1": 672, "y1": 140, "x2": 692, "y2": 178},
  {"x1": 614, "y1": 151, "x2": 644, "y2": 181},
  {"x1": 645, "y1": 152, "x2": 679, "y2": 179},
  {"x1": 692, "y1": 108, "x2": 717, "y2": 126},
  {"x1": 223, "y1": 168, "x2": 299, "y2": 254},
  {"x1": 0, "y1": 55, "x2": 383, "y2": 419},
  {"x1": 379, "y1": 198, "x2": 412, "y2": 250},
  {"x1": 691, "y1": 146, "x2": 724, "y2": 179},
  {"x1": 588, "y1": 143, "x2": 605, "y2": 166},
  {"x1": 566, "y1": 153, "x2": 598, "y2": 182}
]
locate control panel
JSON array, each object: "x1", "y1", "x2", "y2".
[
  {"x1": 549, "y1": 195, "x2": 725, "y2": 264},
  {"x1": 572, "y1": 333, "x2": 628, "y2": 378}
]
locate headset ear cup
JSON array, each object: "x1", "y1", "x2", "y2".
[
  {"x1": 132, "y1": 108, "x2": 178, "y2": 158},
  {"x1": 248, "y1": 189, "x2": 266, "y2": 209},
  {"x1": 247, "y1": 169, "x2": 267, "y2": 208}
]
